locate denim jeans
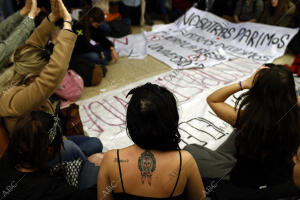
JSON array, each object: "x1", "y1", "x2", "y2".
[
  {"x1": 78, "y1": 48, "x2": 111, "y2": 66},
  {"x1": 67, "y1": 135, "x2": 103, "y2": 157},
  {"x1": 50, "y1": 136, "x2": 102, "y2": 189}
]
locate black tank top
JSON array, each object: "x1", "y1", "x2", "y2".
[{"x1": 113, "y1": 149, "x2": 185, "y2": 200}]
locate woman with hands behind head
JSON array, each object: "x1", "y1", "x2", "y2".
[
  {"x1": 186, "y1": 64, "x2": 300, "y2": 198},
  {"x1": 0, "y1": 0, "x2": 39, "y2": 69},
  {"x1": 98, "y1": 83, "x2": 206, "y2": 200}
]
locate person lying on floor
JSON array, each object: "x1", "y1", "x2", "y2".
[
  {"x1": 0, "y1": 111, "x2": 97, "y2": 200},
  {"x1": 0, "y1": 0, "x2": 37, "y2": 69},
  {"x1": 72, "y1": 7, "x2": 119, "y2": 68},
  {"x1": 185, "y1": 64, "x2": 300, "y2": 199},
  {"x1": 98, "y1": 83, "x2": 206, "y2": 200},
  {"x1": 0, "y1": 0, "x2": 102, "y2": 189}
]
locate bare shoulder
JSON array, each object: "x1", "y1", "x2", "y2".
[
  {"x1": 101, "y1": 150, "x2": 118, "y2": 166},
  {"x1": 180, "y1": 150, "x2": 198, "y2": 172},
  {"x1": 104, "y1": 149, "x2": 117, "y2": 158},
  {"x1": 180, "y1": 150, "x2": 195, "y2": 161}
]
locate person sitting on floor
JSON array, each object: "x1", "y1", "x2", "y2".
[
  {"x1": 260, "y1": 0, "x2": 296, "y2": 27},
  {"x1": 0, "y1": 0, "x2": 38, "y2": 69},
  {"x1": 233, "y1": 0, "x2": 264, "y2": 23},
  {"x1": 0, "y1": 0, "x2": 102, "y2": 189},
  {"x1": 0, "y1": 111, "x2": 97, "y2": 200},
  {"x1": 185, "y1": 64, "x2": 300, "y2": 199},
  {"x1": 72, "y1": 7, "x2": 119, "y2": 68},
  {"x1": 98, "y1": 83, "x2": 206, "y2": 200}
]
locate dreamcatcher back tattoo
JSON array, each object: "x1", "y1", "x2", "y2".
[{"x1": 138, "y1": 151, "x2": 156, "y2": 186}]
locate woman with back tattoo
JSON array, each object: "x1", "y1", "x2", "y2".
[{"x1": 97, "y1": 83, "x2": 206, "y2": 200}]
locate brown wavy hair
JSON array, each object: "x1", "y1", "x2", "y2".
[
  {"x1": 235, "y1": 64, "x2": 300, "y2": 163},
  {"x1": 79, "y1": 6, "x2": 105, "y2": 41}
]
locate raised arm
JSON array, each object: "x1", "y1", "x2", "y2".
[
  {"x1": 0, "y1": 0, "x2": 39, "y2": 69},
  {"x1": 207, "y1": 66, "x2": 269, "y2": 126},
  {"x1": 0, "y1": 0, "x2": 76, "y2": 116},
  {"x1": 206, "y1": 82, "x2": 242, "y2": 126},
  {"x1": 0, "y1": 31, "x2": 76, "y2": 116},
  {"x1": 25, "y1": 15, "x2": 56, "y2": 48},
  {"x1": 0, "y1": 13, "x2": 25, "y2": 41},
  {"x1": 0, "y1": 0, "x2": 36, "y2": 41},
  {"x1": 0, "y1": 16, "x2": 35, "y2": 69},
  {"x1": 206, "y1": 67, "x2": 262, "y2": 126}
]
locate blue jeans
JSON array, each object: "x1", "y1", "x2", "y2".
[
  {"x1": 79, "y1": 48, "x2": 111, "y2": 66},
  {"x1": 50, "y1": 136, "x2": 102, "y2": 189},
  {"x1": 67, "y1": 135, "x2": 103, "y2": 157},
  {"x1": 61, "y1": 139, "x2": 100, "y2": 189},
  {"x1": 99, "y1": 22, "x2": 111, "y2": 34}
]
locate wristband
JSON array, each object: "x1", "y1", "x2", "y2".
[
  {"x1": 63, "y1": 29, "x2": 74, "y2": 33},
  {"x1": 28, "y1": 15, "x2": 34, "y2": 20},
  {"x1": 63, "y1": 20, "x2": 73, "y2": 26},
  {"x1": 47, "y1": 15, "x2": 53, "y2": 23},
  {"x1": 238, "y1": 81, "x2": 243, "y2": 90}
]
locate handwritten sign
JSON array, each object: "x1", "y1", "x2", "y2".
[
  {"x1": 109, "y1": 32, "x2": 148, "y2": 59},
  {"x1": 77, "y1": 58, "x2": 261, "y2": 151},
  {"x1": 146, "y1": 7, "x2": 298, "y2": 69}
]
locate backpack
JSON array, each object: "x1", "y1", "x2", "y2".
[{"x1": 55, "y1": 70, "x2": 84, "y2": 107}]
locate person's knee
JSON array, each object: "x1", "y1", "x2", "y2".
[
  {"x1": 88, "y1": 52, "x2": 101, "y2": 61},
  {"x1": 62, "y1": 140, "x2": 86, "y2": 161},
  {"x1": 89, "y1": 137, "x2": 103, "y2": 153},
  {"x1": 79, "y1": 137, "x2": 103, "y2": 156}
]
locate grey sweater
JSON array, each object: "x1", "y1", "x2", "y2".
[{"x1": 0, "y1": 12, "x2": 35, "y2": 69}]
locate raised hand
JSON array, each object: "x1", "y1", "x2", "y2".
[
  {"x1": 20, "y1": 0, "x2": 39, "y2": 17},
  {"x1": 57, "y1": 0, "x2": 72, "y2": 21},
  {"x1": 28, "y1": 0, "x2": 40, "y2": 18},
  {"x1": 24, "y1": 0, "x2": 32, "y2": 13},
  {"x1": 49, "y1": 0, "x2": 59, "y2": 22},
  {"x1": 242, "y1": 65, "x2": 269, "y2": 89}
]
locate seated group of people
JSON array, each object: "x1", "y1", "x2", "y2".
[
  {"x1": 1, "y1": 0, "x2": 300, "y2": 200},
  {"x1": 193, "y1": 0, "x2": 299, "y2": 28}
]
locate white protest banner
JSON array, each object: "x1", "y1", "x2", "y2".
[
  {"x1": 146, "y1": 7, "x2": 298, "y2": 69},
  {"x1": 77, "y1": 58, "x2": 261, "y2": 151},
  {"x1": 109, "y1": 32, "x2": 148, "y2": 59}
]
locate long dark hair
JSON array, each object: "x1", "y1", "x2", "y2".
[
  {"x1": 7, "y1": 111, "x2": 63, "y2": 171},
  {"x1": 126, "y1": 83, "x2": 181, "y2": 151},
  {"x1": 235, "y1": 64, "x2": 300, "y2": 162},
  {"x1": 79, "y1": 6, "x2": 105, "y2": 41}
]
